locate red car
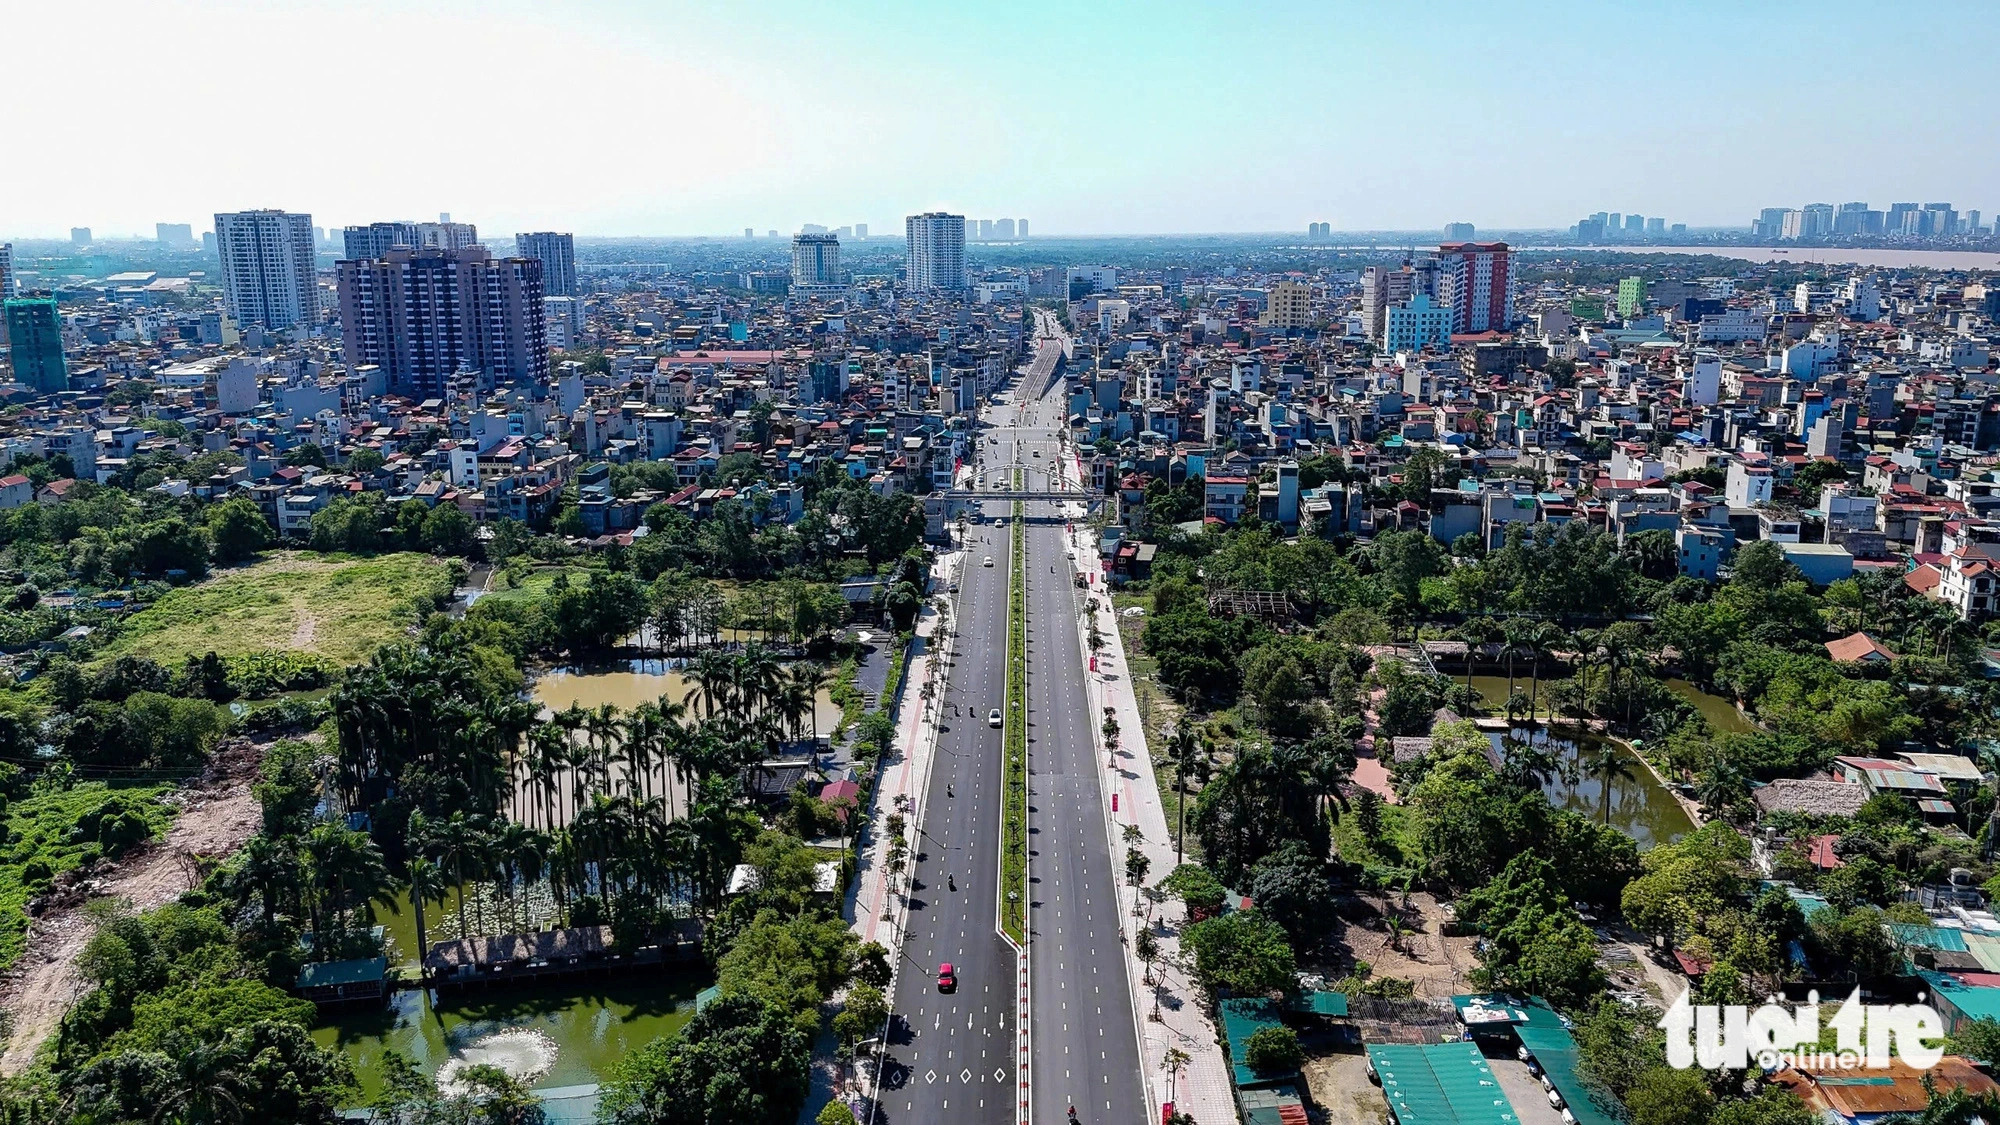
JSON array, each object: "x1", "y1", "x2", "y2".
[{"x1": 937, "y1": 963, "x2": 956, "y2": 993}]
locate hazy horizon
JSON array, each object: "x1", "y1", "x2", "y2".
[{"x1": 7, "y1": 0, "x2": 1998, "y2": 239}]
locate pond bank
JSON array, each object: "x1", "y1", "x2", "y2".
[{"x1": 311, "y1": 970, "x2": 708, "y2": 1105}]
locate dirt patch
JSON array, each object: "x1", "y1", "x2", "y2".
[
  {"x1": 1318, "y1": 891, "x2": 1477, "y2": 1001},
  {"x1": 289, "y1": 596, "x2": 318, "y2": 650},
  {"x1": 1304, "y1": 1047, "x2": 1390, "y2": 1125},
  {"x1": 0, "y1": 738, "x2": 270, "y2": 1075}
]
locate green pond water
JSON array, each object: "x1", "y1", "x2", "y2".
[
  {"x1": 1664, "y1": 678, "x2": 1755, "y2": 734},
  {"x1": 1487, "y1": 726, "x2": 1694, "y2": 850},
  {"x1": 1464, "y1": 674, "x2": 1753, "y2": 735},
  {"x1": 311, "y1": 972, "x2": 706, "y2": 1103}
]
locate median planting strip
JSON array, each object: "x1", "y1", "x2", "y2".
[{"x1": 1000, "y1": 501, "x2": 1029, "y2": 945}]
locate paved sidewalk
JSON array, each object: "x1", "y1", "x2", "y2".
[
  {"x1": 1053, "y1": 453, "x2": 1236, "y2": 1125},
  {"x1": 804, "y1": 549, "x2": 963, "y2": 1124}
]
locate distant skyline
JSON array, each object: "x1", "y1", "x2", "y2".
[{"x1": 6, "y1": 0, "x2": 1997, "y2": 239}]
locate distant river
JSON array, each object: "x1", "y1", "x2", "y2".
[{"x1": 1547, "y1": 246, "x2": 2000, "y2": 271}]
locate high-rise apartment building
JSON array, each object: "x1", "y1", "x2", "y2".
[
  {"x1": 70, "y1": 228, "x2": 90, "y2": 246},
  {"x1": 1259, "y1": 280, "x2": 1312, "y2": 330},
  {"x1": 1433, "y1": 241, "x2": 1514, "y2": 334},
  {"x1": 905, "y1": 213, "x2": 966, "y2": 293},
  {"x1": 4, "y1": 297, "x2": 68, "y2": 394},
  {"x1": 514, "y1": 232, "x2": 576, "y2": 297},
  {"x1": 344, "y1": 222, "x2": 419, "y2": 260},
  {"x1": 0, "y1": 244, "x2": 11, "y2": 346},
  {"x1": 515, "y1": 232, "x2": 580, "y2": 334},
  {"x1": 790, "y1": 233, "x2": 842, "y2": 289},
  {"x1": 335, "y1": 246, "x2": 548, "y2": 398},
  {"x1": 977, "y1": 219, "x2": 994, "y2": 241},
  {"x1": 854, "y1": 223, "x2": 868, "y2": 240},
  {"x1": 996, "y1": 218, "x2": 1016, "y2": 239},
  {"x1": 343, "y1": 221, "x2": 480, "y2": 261},
  {"x1": 1443, "y1": 222, "x2": 1475, "y2": 241},
  {"x1": 1017, "y1": 219, "x2": 1029, "y2": 238},
  {"x1": 156, "y1": 222, "x2": 194, "y2": 247},
  {"x1": 1360, "y1": 260, "x2": 1436, "y2": 341},
  {"x1": 1617, "y1": 276, "x2": 1647, "y2": 318},
  {"x1": 214, "y1": 210, "x2": 319, "y2": 330},
  {"x1": 1645, "y1": 217, "x2": 1665, "y2": 236}
]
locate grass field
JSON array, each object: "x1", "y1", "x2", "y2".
[
  {"x1": 478, "y1": 564, "x2": 595, "y2": 605},
  {"x1": 97, "y1": 551, "x2": 455, "y2": 668}
]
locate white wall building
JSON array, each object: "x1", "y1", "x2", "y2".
[
  {"x1": 1725, "y1": 460, "x2": 1774, "y2": 508},
  {"x1": 791, "y1": 232, "x2": 842, "y2": 289},
  {"x1": 1683, "y1": 350, "x2": 1721, "y2": 406},
  {"x1": 904, "y1": 213, "x2": 965, "y2": 293},
  {"x1": 214, "y1": 210, "x2": 318, "y2": 330}
]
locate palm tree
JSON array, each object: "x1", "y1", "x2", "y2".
[
  {"x1": 525, "y1": 723, "x2": 567, "y2": 830},
  {"x1": 489, "y1": 821, "x2": 540, "y2": 933},
  {"x1": 620, "y1": 703, "x2": 658, "y2": 803},
  {"x1": 302, "y1": 823, "x2": 389, "y2": 941},
  {"x1": 776, "y1": 680, "x2": 813, "y2": 746},
  {"x1": 585, "y1": 704, "x2": 621, "y2": 799},
  {"x1": 1500, "y1": 740, "x2": 1561, "y2": 791},
  {"x1": 1526, "y1": 622, "x2": 1565, "y2": 723},
  {"x1": 1585, "y1": 743, "x2": 1637, "y2": 824},
  {"x1": 1697, "y1": 761, "x2": 1749, "y2": 820},
  {"x1": 153, "y1": 1040, "x2": 251, "y2": 1125},
  {"x1": 690, "y1": 651, "x2": 733, "y2": 718},
  {"x1": 406, "y1": 856, "x2": 448, "y2": 971},
  {"x1": 1163, "y1": 724, "x2": 1208, "y2": 866},
  {"x1": 1457, "y1": 616, "x2": 1499, "y2": 699},
  {"x1": 793, "y1": 662, "x2": 833, "y2": 745},
  {"x1": 234, "y1": 834, "x2": 300, "y2": 926},
  {"x1": 1502, "y1": 620, "x2": 1530, "y2": 707},
  {"x1": 427, "y1": 811, "x2": 490, "y2": 938}
]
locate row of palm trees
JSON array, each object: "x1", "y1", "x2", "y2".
[
  {"x1": 642, "y1": 576, "x2": 849, "y2": 655},
  {"x1": 1452, "y1": 617, "x2": 1654, "y2": 729},
  {"x1": 509, "y1": 652, "x2": 834, "y2": 829},
  {"x1": 330, "y1": 641, "x2": 836, "y2": 951},
  {"x1": 398, "y1": 783, "x2": 750, "y2": 963}
]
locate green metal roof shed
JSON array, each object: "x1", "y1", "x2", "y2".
[
  {"x1": 1221, "y1": 997, "x2": 1300, "y2": 1089},
  {"x1": 1367, "y1": 1041, "x2": 1519, "y2": 1125},
  {"x1": 1516, "y1": 1025, "x2": 1623, "y2": 1125}
]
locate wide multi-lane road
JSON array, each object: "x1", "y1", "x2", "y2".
[
  {"x1": 881, "y1": 310, "x2": 1142, "y2": 1125},
  {"x1": 1005, "y1": 313, "x2": 1147, "y2": 1124},
  {"x1": 879, "y1": 481, "x2": 1017, "y2": 1123}
]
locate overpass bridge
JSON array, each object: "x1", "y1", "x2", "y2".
[{"x1": 942, "y1": 489, "x2": 1096, "y2": 504}]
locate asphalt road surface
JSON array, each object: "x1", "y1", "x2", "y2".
[
  {"x1": 1011, "y1": 329, "x2": 1146, "y2": 1125},
  {"x1": 877, "y1": 369, "x2": 1034, "y2": 1125},
  {"x1": 880, "y1": 311, "x2": 1142, "y2": 1125}
]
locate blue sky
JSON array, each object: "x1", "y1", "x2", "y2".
[{"x1": 6, "y1": 0, "x2": 1995, "y2": 238}]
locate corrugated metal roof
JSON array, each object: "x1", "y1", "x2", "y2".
[
  {"x1": 1889, "y1": 923, "x2": 1970, "y2": 951},
  {"x1": 1367, "y1": 1042, "x2": 1519, "y2": 1125},
  {"x1": 1221, "y1": 997, "x2": 1297, "y2": 1089},
  {"x1": 294, "y1": 955, "x2": 387, "y2": 989}
]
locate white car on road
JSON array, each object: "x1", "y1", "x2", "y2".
[{"x1": 988, "y1": 708, "x2": 1003, "y2": 727}]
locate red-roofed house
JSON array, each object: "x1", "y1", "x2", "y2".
[
  {"x1": 0, "y1": 475, "x2": 31, "y2": 510},
  {"x1": 1824, "y1": 632, "x2": 1897, "y2": 664}
]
